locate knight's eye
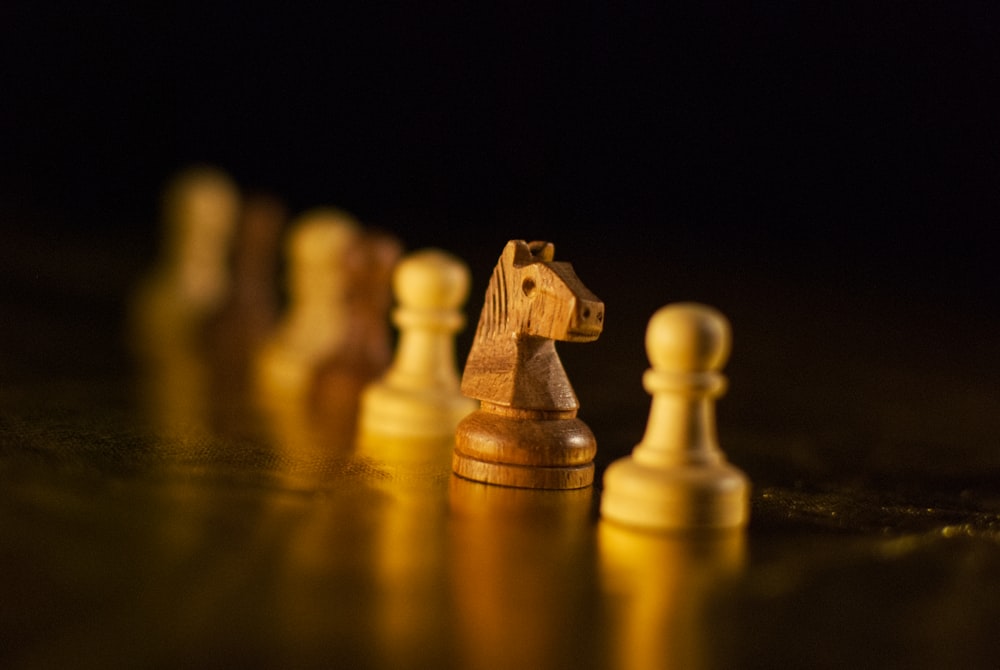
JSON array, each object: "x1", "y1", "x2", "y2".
[{"x1": 521, "y1": 278, "x2": 536, "y2": 296}]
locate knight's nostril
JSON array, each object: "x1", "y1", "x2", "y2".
[
  {"x1": 597, "y1": 311, "x2": 603, "y2": 323},
  {"x1": 582, "y1": 307, "x2": 591, "y2": 320}
]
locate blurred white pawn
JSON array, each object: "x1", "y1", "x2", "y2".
[
  {"x1": 132, "y1": 166, "x2": 240, "y2": 351},
  {"x1": 256, "y1": 208, "x2": 363, "y2": 404}
]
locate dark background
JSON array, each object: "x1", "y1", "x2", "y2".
[
  {"x1": 5, "y1": 2, "x2": 999, "y2": 277},
  {"x1": 2, "y1": 3, "x2": 999, "y2": 462}
]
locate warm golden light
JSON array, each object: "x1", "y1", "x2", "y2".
[
  {"x1": 598, "y1": 522, "x2": 746, "y2": 670},
  {"x1": 448, "y1": 477, "x2": 598, "y2": 669}
]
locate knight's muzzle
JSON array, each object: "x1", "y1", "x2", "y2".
[{"x1": 568, "y1": 297, "x2": 604, "y2": 341}]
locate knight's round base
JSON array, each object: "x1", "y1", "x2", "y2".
[
  {"x1": 454, "y1": 410, "x2": 597, "y2": 465},
  {"x1": 600, "y1": 456, "x2": 749, "y2": 530},
  {"x1": 453, "y1": 409, "x2": 597, "y2": 489},
  {"x1": 452, "y1": 452, "x2": 594, "y2": 489}
]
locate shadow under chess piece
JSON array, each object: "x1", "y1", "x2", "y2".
[
  {"x1": 600, "y1": 303, "x2": 750, "y2": 530},
  {"x1": 453, "y1": 240, "x2": 604, "y2": 490},
  {"x1": 358, "y1": 249, "x2": 477, "y2": 442}
]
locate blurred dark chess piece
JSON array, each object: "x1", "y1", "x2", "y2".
[
  {"x1": 203, "y1": 193, "x2": 286, "y2": 397},
  {"x1": 314, "y1": 228, "x2": 402, "y2": 415},
  {"x1": 453, "y1": 240, "x2": 604, "y2": 490}
]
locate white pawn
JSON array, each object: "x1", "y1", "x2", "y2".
[
  {"x1": 132, "y1": 166, "x2": 241, "y2": 351},
  {"x1": 359, "y1": 249, "x2": 478, "y2": 439},
  {"x1": 255, "y1": 209, "x2": 363, "y2": 402},
  {"x1": 600, "y1": 303, "x2": 750, "y2": 530}
]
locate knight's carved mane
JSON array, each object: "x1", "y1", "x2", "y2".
[{"x1": 480, "y1": 258, "x2": 509, "y2": 339}]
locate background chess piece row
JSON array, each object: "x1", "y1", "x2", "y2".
[
  {"x1": 130, "y1": 167, "x2": 286, "y2": 435},
  {"x1": 132, "y1": 166, "x2": 477, "y2": 454},
  {"x1": 133, "y1": 168, "x2": 750, "y2": 531}
]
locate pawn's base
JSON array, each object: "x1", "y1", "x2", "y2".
[
  {"x1": 359, "y1": 381, "x2": 477, "y2": 439},
  {"x1": 600, "y1": 456, "x2": 749, "y2": 530},
  {"x1": 453, "y1": 406, "x2": 597, "y2": 489},
  {"x1": 356, "y1": 429, "x2": 454, "y2": 469}
]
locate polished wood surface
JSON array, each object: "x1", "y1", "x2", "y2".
[{"x1": 2, "y1": 229, "x2": 999, "y2": 669}]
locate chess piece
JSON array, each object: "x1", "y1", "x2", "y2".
[
  {"x1": 130, "y1": 166, "x2": 240, "y2": 437},
  {"x1": 204, "y1": 193, "x2": 286, "y2": 396},
  {"x1": 453, "y1": 240, "x2": 604, "y2": 489},
  {"x1": 353, "y1": 230, "x2": 405, "y2": 377},
  {"x1": 359, "y1": 249, "x2": 477, "y2": 439},
  {"x1": 132, "y1": 165, "x2": 241, "y2": 353},
  {"x1": 255, "y1": 208, "x2": 400, "y2": 420},
  {"x1": 600, "y1": 303, "x2": 750, "y2": 530},
  {"x1": 255, "y1": 208, "x2": 361, "y2": 402},
  {"x1": 311, "y1": 227, "x2": 402, "y2": 416}
]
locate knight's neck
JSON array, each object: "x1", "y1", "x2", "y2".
[{"x1": 462, "y1": 333, "x2": 579, "y2": 411}]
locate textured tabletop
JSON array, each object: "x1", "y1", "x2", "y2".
[{"x1": 2, "y1": 229, "x2": 999, "y2": 669}]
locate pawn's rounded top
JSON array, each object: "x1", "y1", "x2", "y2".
[
  {"x1": 394, "y1": 249, "x2": 470, "y2": 310},
  {"x1": 288, "y1": 208, "x2": 361, "y2": 264},
  {"x1": 162, "y1": 166, "x2": 240, "y2": 241},
  {"x1": 645, "y1": 302, "x2": 731, "y2": 372}
]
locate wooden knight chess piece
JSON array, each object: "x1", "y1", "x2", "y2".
[{"x1": 453, "y1": 240, "x2": 604, "y2": 489}]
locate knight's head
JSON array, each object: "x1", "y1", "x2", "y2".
[{"x1": 501, "y1": 240, "x2": 604, "y2": 342}]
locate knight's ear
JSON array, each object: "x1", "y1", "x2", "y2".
[
  {"x1": 503, "y1": 240, "x2": 554, "y2": 266},
  {"x1": 526, "y1": 241, "x2": 555, "y2": 262},
  {"x1": 503, "y1": 239, "x2": 533, "y2": 265}
]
